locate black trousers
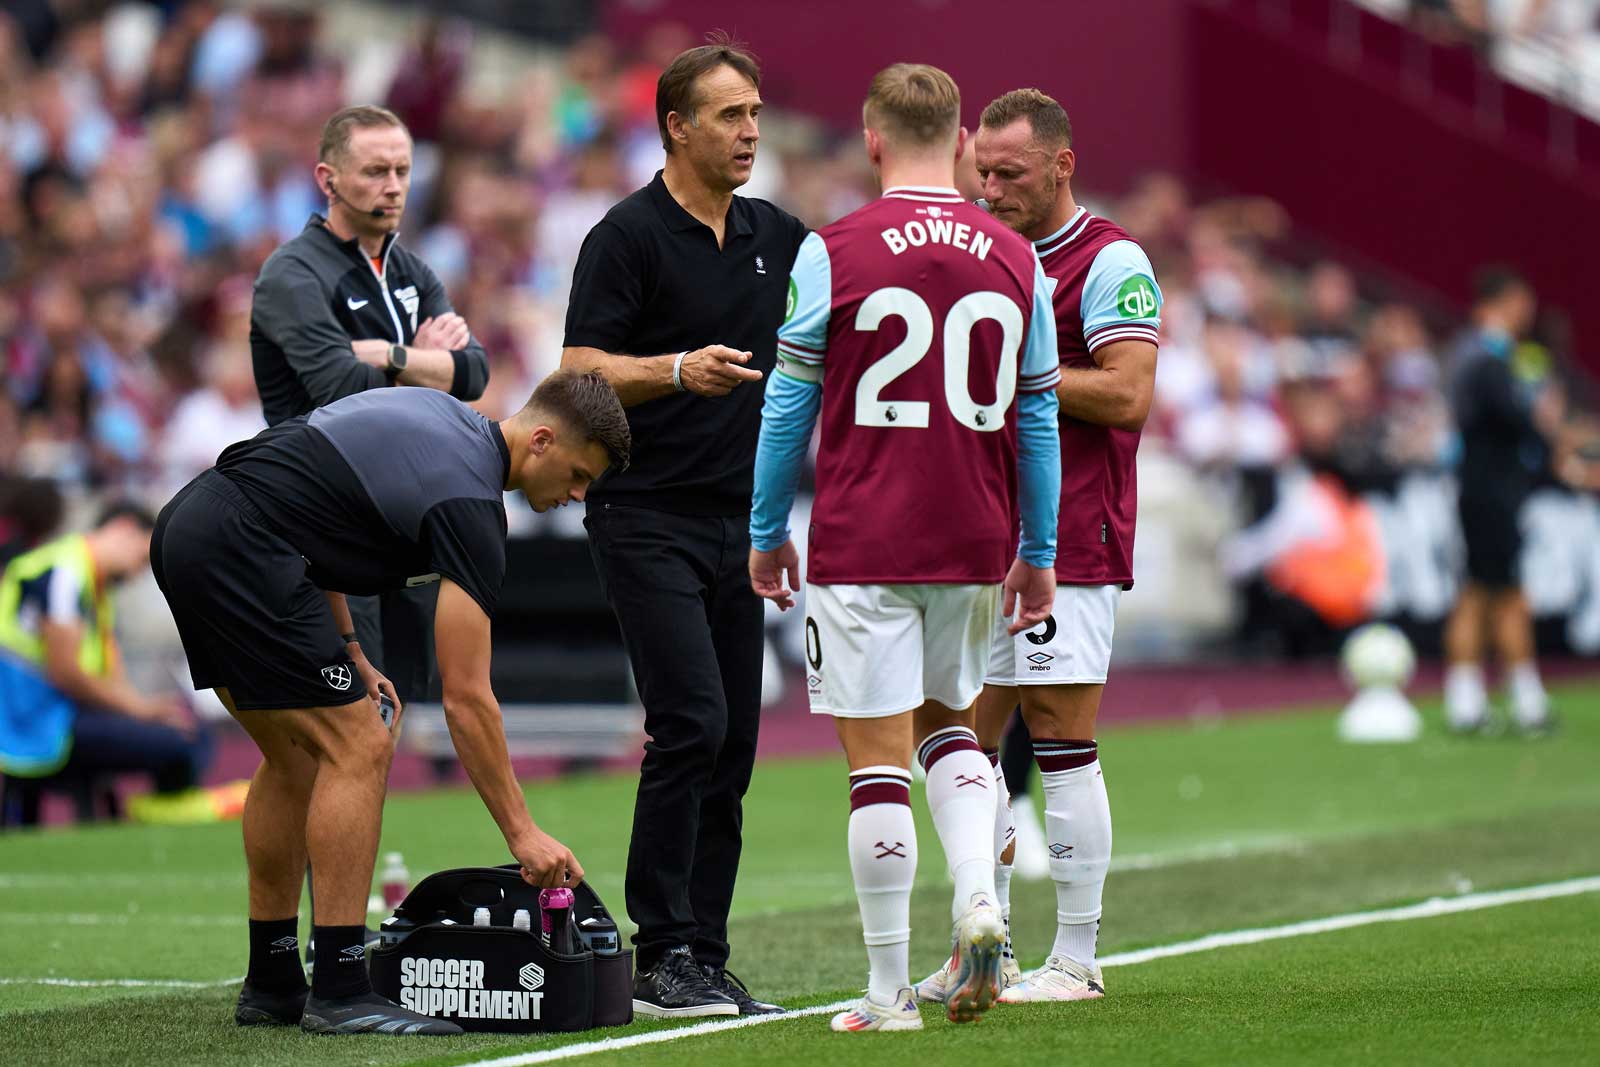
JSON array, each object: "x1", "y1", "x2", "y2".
[
  {"x1": 584, "y1": 503, "x2": 764, "y2": 970},
  {"x1": 63, "y1": 707, "x2": 212, "y2": 793},
  {"x1": 348, "y1": 583, "x2": 439, "y2": 706}
]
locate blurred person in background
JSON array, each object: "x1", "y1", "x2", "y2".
[
  {"x1": 0, "y1": 501, "x2": 212, "y2": 818},
  {"x1": 250, "y1": 103, "x2": 489, "y2": 714},
  {"x1": 1442, "y1": 267, "x2": 1554, "y2": 734}
]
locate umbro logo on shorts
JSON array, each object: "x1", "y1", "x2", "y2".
[{"x1": 322, "y1": 664, "x2": 353, "y2": 690}]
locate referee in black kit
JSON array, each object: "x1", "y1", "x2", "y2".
[
  {"x1": 251, "y1": 104, "x2": 489, "y2": 714},
  {"x1": 562, "y1": 37, "x2": 806, "y2": 1018}
]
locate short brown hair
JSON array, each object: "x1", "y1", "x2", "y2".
[
  {"x1": 527, "y1": 370, "x2": 632, "y2": 471},
  {"x1": 980, "y1": 88, "x2": 1073, "y2": 149},
  {"x1": 318, "y1": 105, "x2": 407, "y2": 165},
  {"x1": 656, "y1": 32, "x2": 761, "y2": 153},
  {"x1": 862, "y1": 63, "x2": 961, "y2": 148}
]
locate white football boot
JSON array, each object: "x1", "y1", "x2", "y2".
[
  {"x1": 944, "y1": 896, "x2": 1006, "y2": 1023},
  {"x1": 998, "y1": 953, "x2": 1106, "y2": 1003},
  {"x1": 829, "y1": 987, "x2": 923, "y2": 1032},
  {"x1": 915, "y1": 922, "x2": 1020, "y2": 1002}
]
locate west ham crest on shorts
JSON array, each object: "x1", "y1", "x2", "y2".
[{"x1": 322, "y1": 664, "x2": 353, "y2": 690}]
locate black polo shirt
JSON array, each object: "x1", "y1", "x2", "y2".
[{"x1": 564, "y1": 171, "x2": 808, "y2": 515}]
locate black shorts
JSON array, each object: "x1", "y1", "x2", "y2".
[
  {"x1": 152, "y1": 471, "x2": 368, "y2": 712},
  {"x1": 1458, "y1": 493, "x2": 1523, "y2": 590}
]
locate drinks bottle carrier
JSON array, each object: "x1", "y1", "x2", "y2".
[{"x1": 368, "y1": 864, "x2": 633, "y2": 1032}]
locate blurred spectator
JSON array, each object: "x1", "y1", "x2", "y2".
[{"x1": 0, "y1": 501, "x2": 210, "y2": 803}]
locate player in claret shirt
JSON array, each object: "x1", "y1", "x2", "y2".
[
  {"x1": 749, "y1": 64, "x2": 1062, "y2": 1032},
  {"x1": 917, "y1": 88, "x2": 1162, "y2": 1007}
]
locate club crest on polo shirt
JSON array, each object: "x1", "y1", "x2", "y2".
[
  {"x1": 322, "y1": 663, "x2": 353, "y2": 690},
  {"x1": 394, "y1": 284, "x2": 420, "y2": 331}
]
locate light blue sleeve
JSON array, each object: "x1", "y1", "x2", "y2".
[
  {"x1": 751, "y1": 232, "x2": 831, "y2": 549},
  {"x1": 1019, "y1": 255, "x2": 1061, "y2": 394},
  {"x1": 1080, "y1": 239, "x2": 1162, "y2": 352},
  {"x1": 750, "y1": 371, "x2": 821, "y2": 551},
  {"x1": 773, "y1": 231, "x2": 831, "y2": 383},
  {"x1": 1016, "y1": 388, "x2": 1060, "y2": 568}
]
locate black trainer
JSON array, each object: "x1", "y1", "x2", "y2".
[
  {"x1": 701, "y1": 965, "x2": 784, "y2": 1015},
  {"x1": 300, "y1": 992, "x2": 464, "y2": 1035},
  {"x1": 632, "y1": 946, "x2": 738, "y2": 1019},
  {"x1": 235, "y1": 981, "x2": 308, "y2": 1026}
]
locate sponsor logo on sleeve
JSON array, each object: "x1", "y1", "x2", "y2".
[
  {"x1": 784, "y1": 277, "x2": 798, "y2": 323},
  {"x1": 1116, "y1": 275, "x2": 1159, "y2": 319}
]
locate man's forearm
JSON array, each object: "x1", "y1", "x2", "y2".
[
  {"x1": 48, "y1": 664, "x2": 144, "y2": 717},
  {"x1": 561, "y1": 346, "x2": 677, "y2": 407},
  {"x1": 442, "y1": 690, "x2": 538, "y2": 845},
  {"x1": 394, "y1": 347, "x2": 456, "y2": 392},
  {"x1": 1055, "y1": 366, "x2": 1145, "y2": 429}
]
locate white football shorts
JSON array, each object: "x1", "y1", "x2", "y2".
[
  {"x1": 803, "y1": 582, "x2": 1001, "y2": 718},
  {"x1": 987, "y1": 583, "x2": 1121, "y2": 686}
]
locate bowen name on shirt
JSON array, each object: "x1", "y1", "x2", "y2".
[{"x1": 880, "y1": 211, "x2": 995, "y2": 260}]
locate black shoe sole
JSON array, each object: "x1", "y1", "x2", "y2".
[{"x1": 235, "y1": 1005, "x2": 302, "y2": 1026}]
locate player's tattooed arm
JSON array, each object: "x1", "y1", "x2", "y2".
[{"x1": 1056, "y1": 338, "x2": 1157, "y2": 432}]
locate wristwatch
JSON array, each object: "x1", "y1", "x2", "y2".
[{"x1": 385, "y1": 343, "x2": 408, "y2": 380}]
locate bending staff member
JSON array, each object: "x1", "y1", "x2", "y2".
[{"x1": 152, "y1": 372, "x2": 629, "y2": 1035}]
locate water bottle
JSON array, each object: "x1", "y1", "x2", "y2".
[
  {"x1": 472, "y1": 906, "x2": 491, "y2": 927},
  {"x1": 512, "y1": 908, "x2": 532, "y2": 932},
  {"x1": 380, "y1": 852, "x2": 409, "y2": 911},
  {"x1": 577, "y1": 915, "x2": 620, "y2": 955},
  {"x1": 538, "y1": 887, "x2": 576, "y2": 952}
]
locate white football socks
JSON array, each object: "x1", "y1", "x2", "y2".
[
  {"x1": 1034, "y1": 740, "x2": 1112, "y2": 968},
  {"x1": 847, "y1": 766, "x2": 917, "y2": 1002},
  {"x1": 1444, "y1": 662, "x2": 1488, "y2": 729},
  {"x1": 1507, "y1": 660, "x2": 1548, "y2": 726},
  {"x1": 987, "y1": 749, "x2": 1015, "y2": 921},
  {"x1": 918, "y1": 726, "x2": 998, "y2": 921}
]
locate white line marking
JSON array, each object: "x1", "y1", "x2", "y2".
[
  {"x1": 0, "y1": 913, "x2": 240, "y2": 927},
  {"x1": 1096, "y1": 874, "x2": 1600, "y2": 968},
  {"x1": 0, "y1": 874, "x2": 242, "y2": 890},
  {"x1": 453, "y1": 874, "x2": 1600, "y2": 1067},
  {"x1": 0, "y1": 976, "x2": 241, "y2": 989}
]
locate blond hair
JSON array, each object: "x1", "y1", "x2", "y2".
[{"x1": 862, "y1": 63, "x2": 961, "y2": 148}]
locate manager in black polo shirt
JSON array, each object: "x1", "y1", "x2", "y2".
[
  {"x1": 562, "y1": 38, "x2": 807, "y2": 1019},
  {"x1": 251, "y1": 104, "x2": 489, "y2": 713}
]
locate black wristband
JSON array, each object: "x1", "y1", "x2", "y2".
[
  {"x1": 449, "y1": 349, "x2": 469, "y2": 397},
  {"x1": 341, "y1": 632, "x2": 358, "y2": 645}
]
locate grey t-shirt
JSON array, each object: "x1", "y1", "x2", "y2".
[{"x1": 215, "y1": 389, "x2": 510, "y2": 616}]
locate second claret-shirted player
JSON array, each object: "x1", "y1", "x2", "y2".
[
  {"x1": 915, "y1": 88, "x2": 1163, "y2": 1007},
  {"x1": 749, "y1": 65, "x2": 1063, "y2": 1032}
]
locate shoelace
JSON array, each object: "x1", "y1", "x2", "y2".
[{"x1": 661, "y1": 951, "x2": 720, "y2": 997}]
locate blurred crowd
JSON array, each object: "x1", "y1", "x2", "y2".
[
  {"x1": 1, "y1": 2, "x2": 1593, "y2": 654},
  {"x1": 1362, "y1": 0, "x2": 1600, "y2": 117}
]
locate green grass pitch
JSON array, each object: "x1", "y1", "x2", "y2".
[{"x1": 2, "y1": 682, "x2": 1598, "y2": 1066}]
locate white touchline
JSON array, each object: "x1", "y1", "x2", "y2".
[
  {"x1": 0, "y1": 976, "x2": 241, "y2": 989},
  {"x1": 453, "y1": 874, "x2": 1600, "y2": 1067}
]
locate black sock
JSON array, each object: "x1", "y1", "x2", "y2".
[
  {"x1": 310, "y1": 924, "x2": 373, "y2": 1000},
  {"x1": 247, "y1": 917, "x2": 307, "y2": 993}
]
